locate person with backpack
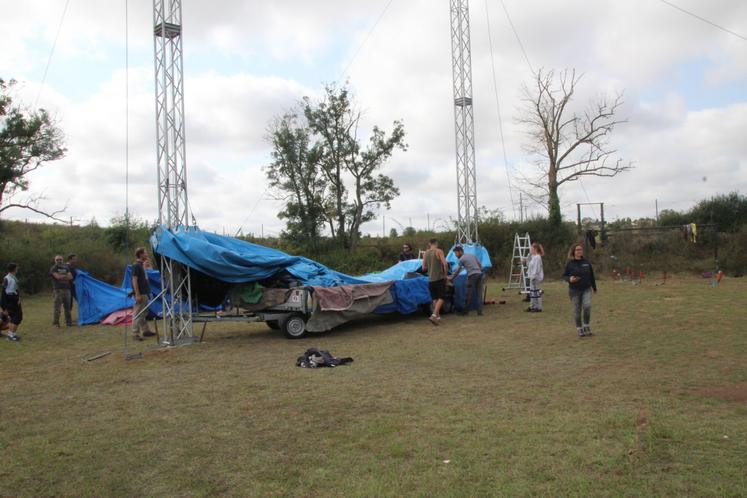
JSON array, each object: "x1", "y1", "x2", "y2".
[
  {"x1": 526, "y1": 242, "x2": 545, "y2": 312},
  {"x1": 562, "y1": 243, "x2": 597, "y2": 337}
]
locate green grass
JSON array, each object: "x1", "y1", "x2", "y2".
[{"x1": 1, "y1": 276, "x2": 745, "y2": 497}]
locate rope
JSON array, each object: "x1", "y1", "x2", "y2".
[
  {"x1": 484, "y1": 0, "x2": 517, "y2": 220},
  {"x1": 35, "y1": 0, "x2": 72, "y2": 106}
]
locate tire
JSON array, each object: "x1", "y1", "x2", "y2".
[
  {"x1": 281, "y1": 313, "x2": 307, "y2": 339},
  {"x1": 266, "y1": 320, "x2": 280, "y2": 330}
]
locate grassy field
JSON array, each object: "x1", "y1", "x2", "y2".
[{"x1": 1, "y1": 276, "x2": 745, "y2": 497}]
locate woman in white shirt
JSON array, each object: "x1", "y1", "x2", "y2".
[{"x1": 526, "y1": 243, "x2": 544, "y2": 312}]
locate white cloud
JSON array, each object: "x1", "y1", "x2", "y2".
[{"x1": 2, "y1": 0, "x2": 746, "y2": 238}]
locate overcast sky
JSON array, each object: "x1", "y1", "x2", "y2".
[{"x1": 1, "y1": 0, "x2": 746, "y2": 236}]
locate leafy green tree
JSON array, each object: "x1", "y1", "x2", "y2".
[
  {"x1": 688, "y1": 192, "x2": 747, "y2": 233},
  {"x1": 0, "y1": 78, "x2": 66, "y2": 220},
  {"x1": 104, "y1": 214, "x2": 151, "y2": 253},
  {"x1": 265, "y1": 112, "x2": 327, "y2": 248},
  {"x1": 304, "y1": 83, "x2": 407, "y2": 251}
]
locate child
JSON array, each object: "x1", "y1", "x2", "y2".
[
  {"x1": 526, "y1": 243, "x2": 544, "y2": 312},
  {"x1": 2, "y1": 263, "x2": 23, "y2": 341}
]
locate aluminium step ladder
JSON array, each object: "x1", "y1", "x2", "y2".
[{"x1": 504, "y1": 232, "x2": 531, "y2": 295}]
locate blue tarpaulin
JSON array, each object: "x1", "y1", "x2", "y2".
[
  {"x1": 77, "y1": 228, "x2": 493, "y2": 324},
  {"x1": 152, "y1": 227, "x2": 366, "y2": 287},
  {"x1": 75, "y1": 270, "x2": 134, "y2": 325},
  {"x1": 152, "y1": 227, "x2": 435, "y2": 315}
]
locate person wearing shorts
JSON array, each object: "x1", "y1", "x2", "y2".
[
  {"x1": 422, "y1": 238, "x2": 449, "y2": 325},
  {"x1": 2, "y1": 263, "x2": 23, "y2": 342}
]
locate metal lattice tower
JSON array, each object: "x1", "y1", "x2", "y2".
[
  {"x1": 153, "y1": 0, "x2": 193, "y2": 344},
  {"x1": 449, "y1": 0, "x2": 479, "y2": 244}
]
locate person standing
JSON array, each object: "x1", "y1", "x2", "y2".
[
  {"x1": 50, "y1": 254, "x2": 73, "y2": 327},
  {"x1": 67, "y1": 254, "x2": 78, "y2": 313},
  {"x1": 562, "y1": 243, "x2": 597, "y2": 337},
  {"x1": 448, "y1": 246, "x2": 484, "y2": 316},
  {"x1": 2, "y1": 263, "x2": 23, "y2": 341},
  {"x1": 422, "y1": 238, "x2": 449, "y2": 325},
  {"x1": 131, "y1": 247, "x2": 155, "y2": 341},
  {"x1": 399, "y1": 243, "x2": 416, "y2": 262},
  {"x1": 526, "y1": 243, "x2": 545, "y2": 312}
]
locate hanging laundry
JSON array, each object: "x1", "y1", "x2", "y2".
[{"x1": 690, "y1": 223, "x2": 698, "y2": 243}]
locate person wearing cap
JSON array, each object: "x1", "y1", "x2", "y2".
[
  {"x1": 399, "y1": 243, "x2": 416, "y2": 261},
  {"x1": 449, "y1": 246, "x2": 484, "y2": 316}
]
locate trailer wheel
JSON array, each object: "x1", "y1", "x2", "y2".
[
  {"x1": 282, "y1": 313, "x2": 307, "y2": 339},
  {"x1": 266, "y1": 320, "x2": 280, "y2": 330}
]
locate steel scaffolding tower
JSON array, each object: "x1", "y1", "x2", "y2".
[
  {"x1": 449, "y1": 0, "x2": 479, "y2": 244},
  {"x1": 153, "y1": 0, "x2": 194, "y2": 344}
]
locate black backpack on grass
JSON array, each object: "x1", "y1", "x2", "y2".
[{"x1": 296, "y1": 348, "x2": 353, "y2": 368}]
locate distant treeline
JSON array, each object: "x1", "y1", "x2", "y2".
[{"x1": 2, "y1": 193, "x2": 745, "y2": 294}]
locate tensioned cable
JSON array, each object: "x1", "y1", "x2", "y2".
[
  {"x1": 337, "y1": 0, "x2": 395, "y2": 82},
  {"x1": 484, "y1": 0, "x2": 517, "y2": 220},
  {"x1": 125, "y1": 0, "x2": 130, "y2": 228},
  {"x1": 658, "y1": 0, "x2": 747, "y2": 42},
  {"x1": 35, "y1": 0, "x2": 72, "y2": 106},
  {"x1": 235, "y1": 185, "x2": 270, "y2": 237},
  {"x1": 497, "y1": 0, "x2": 598, "y2": 221},
  {"x1": 499, "y1": 0, "x2": 534, "y2": 74}
]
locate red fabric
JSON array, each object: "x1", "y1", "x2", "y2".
[{"x1": 101, "y1": 309, "x2": 133, "y2": 326}]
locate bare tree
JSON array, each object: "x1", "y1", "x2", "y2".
[{"x1": 518, "y1": 68, "x2": 632, "y2": 224}]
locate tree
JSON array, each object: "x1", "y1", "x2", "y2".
[
  {"x1": 104, "y1": 214, "x2": 152, "y2": 253},
  {"x1": 518, "y1": 69, "x2": 631, "y2": 225},
  {"x1": 0, "y1": 78, "x2": 67, "y2": 221},
  {"x1": 265, "y1": 112, "x2": 327, "y2": 248},
  {"x1": 304, "y1": 83, "x2": 407, "y2": 251}
]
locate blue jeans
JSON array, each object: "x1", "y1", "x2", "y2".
[
  {"x1": 569, "y1": 288, "x2": 592, "y2": 328},
  {"x1": 464, "y1": 273, "x2": 484, "y2": 313}
]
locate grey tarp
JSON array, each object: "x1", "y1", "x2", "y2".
[{"x1": 306, "y1": 284, "x2": 394, "y2": 332}]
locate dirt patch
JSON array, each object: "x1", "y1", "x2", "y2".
[{"x1": 697, "y1": 383, "x2": 747, "y2": 403}]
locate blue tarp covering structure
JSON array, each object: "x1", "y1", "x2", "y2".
[
  {"x1": 153, "y1": 227, "x2": 492, "y2": 315},
  {"x1": 152, "y1": 227, "x2": 367, "y2": 287},
  {"x1": 152, "y1": 226, "x2": 434, "y2": 315},
  {"x1": 77, "y1": 228, "x2": 493, "y2": 324}
]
